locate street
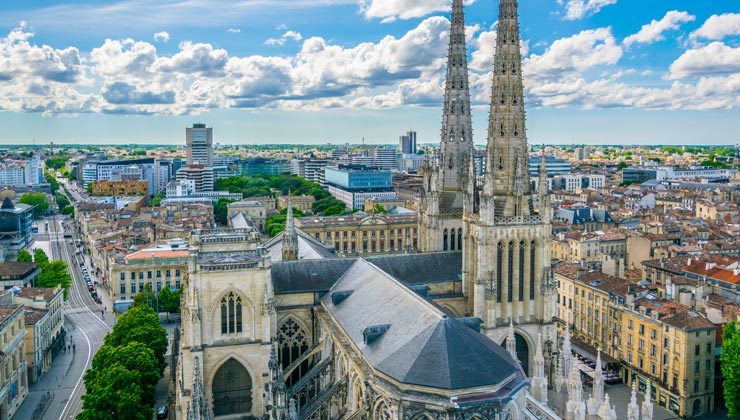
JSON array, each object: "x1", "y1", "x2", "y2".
[{"x1": 13, "y1": 214, "x2": 114, "y2": 420}]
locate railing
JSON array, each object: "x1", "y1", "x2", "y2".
[
  {"x1": 298, "y1": 377, "x2": 348, "y2": 420},
  {"x1": 283, "y1": 342, "x2": 321, "y2": 381},
  {"x1": 525, "y1": 394, "x2": 562, "y2": 420}
]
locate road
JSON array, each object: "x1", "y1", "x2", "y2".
[{"x1": 13, "y1": 213, "x2": 113, "y2": 420}]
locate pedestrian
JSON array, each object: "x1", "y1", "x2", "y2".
[{"x1": 73, "y1": 344, "x2": 76, "y2": 352}]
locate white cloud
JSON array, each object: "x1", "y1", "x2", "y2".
[
  {"x1": 154, "y1": 41, "x2": 229, "y2": 77},
  {"x1": 359, "y1": 0, "x2": 474, "y2": 22},
  {"x1": 524, "y1": 28, "x2": 623, "y2": 79},
  {"x1": 559, "y1": 0, "x2": 617, "y2": 21},
  {"x1": 689, "y1": 13, "x2": 740, "y2": 42},
  {"x1": 153, "y1": 31, "x2": 170, "y2": 42},
  {"x1": 266, "y1": 31, "x2": 303, "y2": 46},
  {"x1": 668, "y1": 42, "x2": 740, "y2": 79},
  {"x1": 623, "y1": 11, "x2": 695, "y2": 48},
  {"x1": 227, "y1": 28, "x2": 240, "y2": 33}
]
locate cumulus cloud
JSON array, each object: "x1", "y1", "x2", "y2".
[
  {"x1": 559, "y1": 0, "x2": 617, "y2": 21},
  {"x1": 266, "y1": 30, "x2": 303, "y2": 46},
  {"x1": 359, "y1": 0, "x2": 474, "y2": 22},
  {"x1": 623, "y1": 11, "x2": 695, "y2": 48},
  {"x1": 154, "y1": 41, "x2": 228, "y2": 77},
  {"x1": 524, "y1": 28, "x2": 623, "y2": 79},
  {"x1": 668, "y1": 42, "x2": 740, "y2": 79},
  {"x1": 153, "y1": 31, "x2": 170, "y2": 42},
  {"x1": 689, "y1": 13, "x2": 740, "y2": 42}
]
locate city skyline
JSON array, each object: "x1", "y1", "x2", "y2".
[{"x1": 0, "y1": 0, "x2": 738, "y2": 145}]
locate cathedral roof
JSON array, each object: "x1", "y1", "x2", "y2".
[
  {"x1": 271, "y1": 252, "x2": 462, "y2": 294},
  {"x1": 321, "y1": 258, "x2": 524, "y2": 391},
  {"x1": 366, "y1": 252, "x2": 462, "y2": 284}
]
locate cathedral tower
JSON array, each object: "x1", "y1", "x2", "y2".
[
  {"x1": 418, "y1": 0, "x2": 474, "y2": 252},
  {"x1": 462, "y1": 0, "x2": 555, "y2": 375}
]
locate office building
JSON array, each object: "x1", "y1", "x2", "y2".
[
  {"x1": 176, "y1": 165, "x2": 214, "y2": 193},
  {"x1": 0, "y1": 198, "x2": 34, "y2": 260},
  {"x1": 238, "y1": 158, "x2": 290, "y2": 175},
  {"x1": 399, "y1": 130, "x2": 417, "y2": 154},
  {"x1": 529, "y1": 155, "x2": 572, "y2": 177},
  {"x1": 186, "y1": 123, "x2": 213, "y2": 166},
  {"x1": 325, "y1": 164, "x2": 395, "y2": 209}
]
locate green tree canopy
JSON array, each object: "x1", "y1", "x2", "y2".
[
  {"x1": 61, "y1": 205, "x2": 75, "y2": 217},
  {"x1": 37, "y1": 260, "x2": 72, "y2": 297},
  {"x1": 616, "y1": 162, "x2": 629, "y2": 171},
  {"x1": 19, "y1": 193, "x2": 49, "y2": 218},
  {"x1": 149, "y1": 193, "x2": 164, "y2": 207},
  {"x1": 45, "y1": 172, "x2": 60, "y2": 193},
  {"x1": 105, "y1": 304, "x2": 168, "y2": 371},
  {"x1": 721, "y1": 321, "x2": 740, "y2": 418},
  {"x1": 79, "y1": 363, "x2": 153, "y2": 420},
  {"x1": 16, "y1": 249, "x2": 32, "y2": 262},
  {"x1": 44, "y1": 156, "x2": 70, "y2": 170},
  {"x1": 87, "y1": 342, "x2": 160, "y2": 404},
  {"x1": 213, "y1": 198, "x2": 236, "y2": 226},
  {"x1": 55, "y1": 193, "x2": 70, "y2": 209},
  {"x1": 34, "y1": 249, "x2": 49, "y2": 266},
  {"x1": 264, "y1": 207, "x2": 305, "y2": 237}
]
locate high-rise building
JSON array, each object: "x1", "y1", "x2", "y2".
[
  {"x1": 186, "y1": 123, "x2": 213, "y2": 166},
  {"x1": 418, "y1": 0, "x2": 474, "y2": 253},
  {"x1": 399, "y1": 130, "x2": 417, "y2": 154}
]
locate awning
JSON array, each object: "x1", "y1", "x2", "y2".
[
  {"x1": 570, "y1": 336, "x2": 619, "y2": 364},
  {"x1": 578, "y1": 363, "x2": 595, "y2": 379}
]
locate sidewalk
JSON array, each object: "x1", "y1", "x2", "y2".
[{"x1": 12, "y1": 327, "x2": 84, "y2": 420}]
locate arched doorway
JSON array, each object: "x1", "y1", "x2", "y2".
[
  {"x1": 692, "y1": 399, "x2": 701, "y2": 416},
  {"x1": 212, "y1": 358, "x2": 252, "y2": 417},
  {"x1": 502, "y1": 333, "x2": 530, "y2": 375}
]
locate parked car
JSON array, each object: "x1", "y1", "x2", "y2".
[{"x1": 156, "y1": 405, "x2": 168, "y2": 419}]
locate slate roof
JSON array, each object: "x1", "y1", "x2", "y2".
[
  {"x1": 271, "y1": 252, "x2": 463, "y2": 294},
  {"x1": 321, "y1": 258, "x2": 523, "y2": 390},
  {"x1": 272, "y1": 258, "x2": 357, "y2": 294},
  {"x1": 0, "y1": 262, "x2": 38, "y2": 277},
  {"x1": 367, "y1": 252, "x2": 462, "y2": 284}
]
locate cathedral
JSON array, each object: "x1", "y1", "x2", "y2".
[{"x1": 174, "y1": 1, "x2": 639, "y2": 420}]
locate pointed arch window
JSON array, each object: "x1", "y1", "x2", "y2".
[
  {"x1": 507, "y1": 241, "x2": 514, "y2": 302},
  {"x1": 519, "y1": 241, "x2": 525, "y2": 301},
  {"x1": 530, "y1": 241, "x2": 536, "y2": 300},
  {"x1": 220, "y1": 292, "x2": 243, "y2": 335},
  {"x1": 457, "y1": 230, "x2": 462, "y2": 251},
  {"x1": 450, "y1": 228, "x2": 456, "y2": 251},
  {"x1": 443, "y1": 229, "x2": 449, "y2": 251},
  {"x1": 496, "y1": 242, "x2": 503, "y2": 303}
]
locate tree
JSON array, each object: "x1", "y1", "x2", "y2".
[
  {"x1": 16, "y1": 249, "x2": 32, "y2": 262},
  {"x1": 45, "y1": 172, "x2": 60, "y2": 193},
  {"x1": 44, "y1": 156, "x2": 70, "y2": 170},
  {"x1": 616, "y1": 162, "x2": 629, "y2": 171},
  {"x1": 105, "y1": 304, "x2": 168, "y2": 371},
  {"x1": 34, "y1": 249, "x2": 49, "y2": 267},
  {"x1": 55, "y1": 193, "x2": 70, "y2": 209},
  {"x1": 61, "y1": 205, "x2": 75, "y2": 217},
  {"x1": 37, "y1": 260, "x2": 72, "y2": 298},
  {"x1": 722, "y1": 321, "x2": 740, "y2": 418},
  {"x1": 213, "y1": 198, "x2": 236, "y2": 226},
  {"x1": 19, "y1": 193, "x2": 49, "y2": 218},
  {"x1": 87, "y1": 342, "x2": 160, "y2": 404},
  {"x1": 79, "y1": 363, "x2": 153, "y2": 420},
  {"x1": 372, "y1": 204, "x2": 388, "y2": 214},
  {"x1": 149, "y1": 193, "x2": 164, "y2": 207}
]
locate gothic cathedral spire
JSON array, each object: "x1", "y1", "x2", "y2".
[
  {"x1": 439, "y1": 0, "x2": 474, "y2": 191},
  {"x1": 483, "y1": 0, "x2": 532, "y2": 218},
  {"x1": 418, "y1": 0, "x2": 473, "y2": 252},
  {"x1": 282, "y1": 196, "x2": 298, "y2": 261},
  {"x1": 461, "y1": 0, "x2": 555, "y2": 378}
]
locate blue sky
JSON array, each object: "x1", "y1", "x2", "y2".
[{"x1": 0, "y1": 0, "x2": 738, "y2": 146}]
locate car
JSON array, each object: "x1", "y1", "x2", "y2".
[{"x1": 156, "y1": 405, "x2": 168, "y2": 419}]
